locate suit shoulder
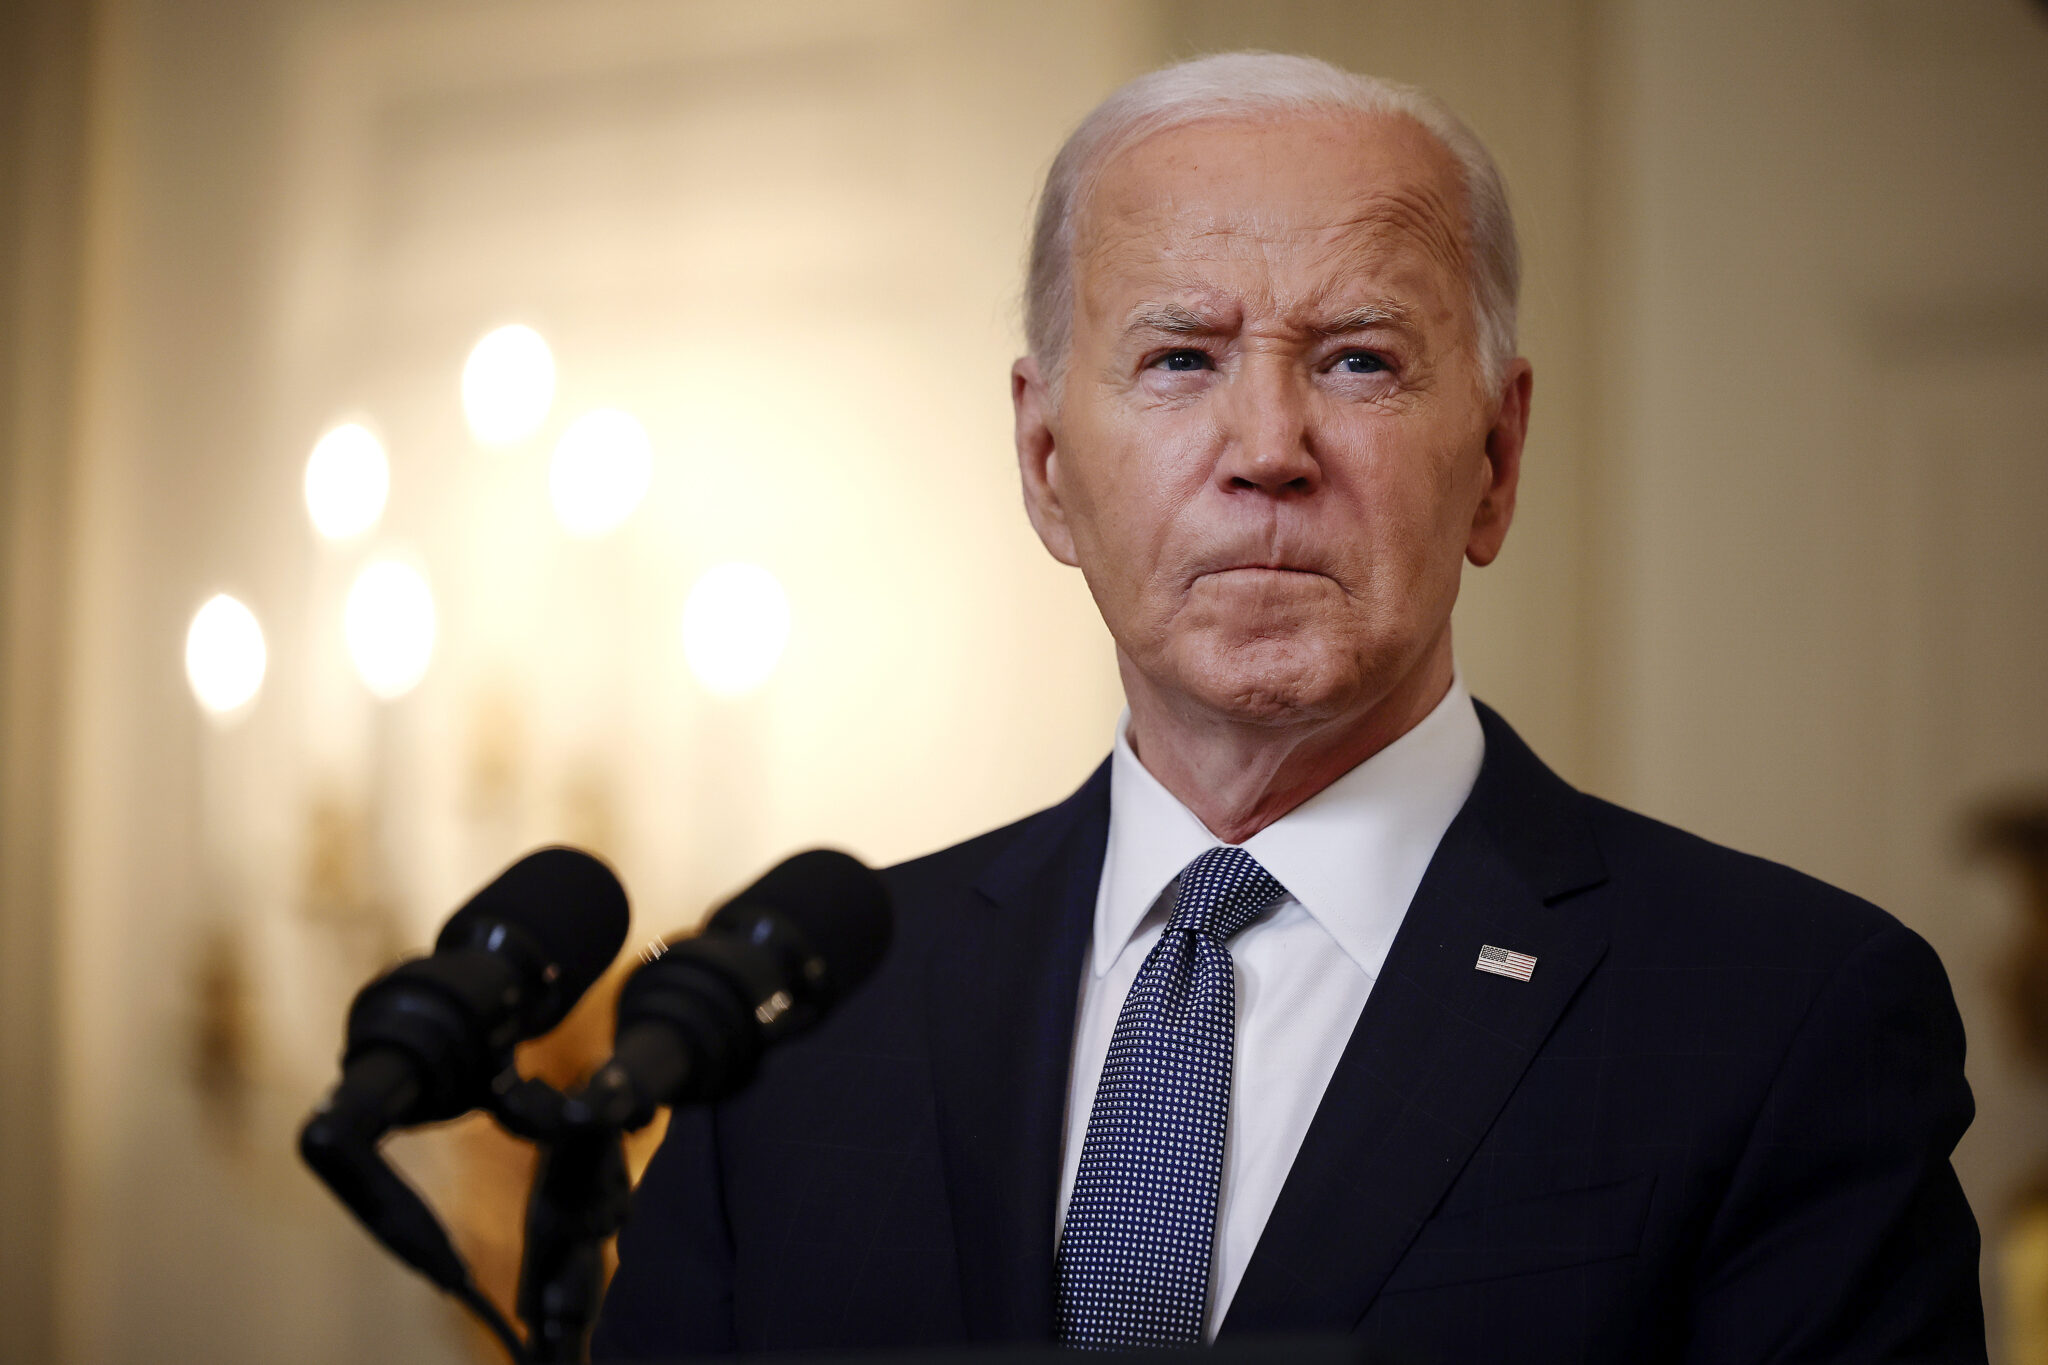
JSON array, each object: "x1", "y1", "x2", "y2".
[{"x1": 1575, "y1": 793, "x2": 1923, "y2": 970}]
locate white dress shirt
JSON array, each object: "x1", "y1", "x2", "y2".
[{"x1": 1055, "y1": 675, "x2": 1486, "y2": 1337}]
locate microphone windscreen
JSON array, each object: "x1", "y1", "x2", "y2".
[
  {"x1": 712, "y1": 848, "x2": 893, "y2": 994},
  {"x1": 438, "y1": 846, "x2": 631, "y2": 1008}
]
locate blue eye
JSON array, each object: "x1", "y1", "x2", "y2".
[
  {"x1": 1336, "y1": 351, "x2": 1387, "y2": 374},
  {"x1": 1156, "y1": 349, "x2": 1212, "y2": 372}
]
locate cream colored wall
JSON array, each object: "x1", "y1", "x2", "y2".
[
  {"x1": 15, "y1": 2, "x2": 2048, "y2": 1362},
  {"x1": 1607, "y1": 5, "x2": 2048, "y2": 1353}
]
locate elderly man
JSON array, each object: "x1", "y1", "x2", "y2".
[{"x1": 594, "y1": 53, "x2": 1983, "y2": 1361}]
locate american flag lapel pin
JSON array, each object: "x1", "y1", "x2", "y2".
[{"x1": 1475, "y1": 944, "x2": 1537, "y2": 981}]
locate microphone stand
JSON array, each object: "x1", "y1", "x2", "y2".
[
  {"x1": 490, "y1": 1078, "x2": 634, "y2": 1364},
  {"x1": 302, "y1": 1055, "x2": 534, "y2": 1364},
  {"x1": 520, "y1": 1124, "x2": 631, "y2": 1362},
  {"x1": 304, "y1": 1061, "x2": 638, "y2": 1365}
]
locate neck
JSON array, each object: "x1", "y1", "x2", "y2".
[{"x1": 1120, "y1": 634, "x2": 1456, "y2": 845}]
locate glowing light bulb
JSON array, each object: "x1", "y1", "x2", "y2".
[
  {"x1": 345, "y1": 559, "x2": 436, "y2": 700},
  {"x1": 185, "y1": 594, "x2": 266, "y2": 716},
  {"x1": 549, "y1": 408, "x2": 651, "y2": 538},
  {"x1": 462, "y1": 324, "x2": 555, "y2": 445},
  {"x1": 303, "y1": 422, "x2": 389, "y2": 540},
  {"x1": 681, "y1": 562, "x2": 790, "y2": 697}
]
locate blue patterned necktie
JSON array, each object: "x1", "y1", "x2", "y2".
[{"x1": 1056, "y1": 845, "x2": 1287, "y2": 1350}]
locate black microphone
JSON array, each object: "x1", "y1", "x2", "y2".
[
  {"x1": 580, "y1": 848, "x2": 892, "y2": 1129},
  {"x1": 299, "y1": 846, "x2": 629, "y2": 1310},
  {"x1": 306, "y1": 846, "x2": 632, "y2": 1142}
]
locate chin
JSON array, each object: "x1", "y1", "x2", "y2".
[{"x1": 1176, "y1": 637, "x2": 1369, "y2": 726}]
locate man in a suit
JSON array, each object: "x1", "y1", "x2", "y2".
[{"x1": 594, "y1": 53, "x2": 1983, "y2": 1361}]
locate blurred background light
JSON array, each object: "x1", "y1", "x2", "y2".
[
  {"x1": 462, "y1": 323, "x2": 555, "y2": 445},
  {"x1": 302, "y1": 422, "x2": 389, "y2": 540},
  {"x1": 344, "y1": 559, "x2": 436, "y2": 700},
  {"x1": 184, "y1": 594, "x2": 266, "y2": 716},
  {"x1": 681, "y1": 561, "x2": 791, "y2": 697},
  {"x1": 549, "y1": 407, "x2": 651, "y2": 538}
]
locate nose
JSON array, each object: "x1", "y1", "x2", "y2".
[{"x1": 1215, "y1": 357, "x2": 1321, "y2": 497}]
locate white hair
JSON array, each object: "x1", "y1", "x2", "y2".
[{"x1": 1024, "y1": 51, "x2": 1520, "y2": 391}]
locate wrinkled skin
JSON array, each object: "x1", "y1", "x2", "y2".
[{"x1": 1013, "y1": 111, "x2": 1532, "y2": 841}]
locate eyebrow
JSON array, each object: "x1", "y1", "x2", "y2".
[
  {"x1": 1125, "y1": 304, "x2": 1218, "y2": 336},
  {"x1": 1122, "y1": 300, "x2": 1417, "y2": 338},
  {"x1": 1312, "y1": 301, "x2": 1416, "y2": 335}
]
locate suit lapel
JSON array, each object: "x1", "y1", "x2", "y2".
[
  {"x1": 925, "y1": 761, "x2": 1108, "y2": 1341},
  {"x1": 1221, "y1": 706, "x2": 1609, "y2": 1337}
]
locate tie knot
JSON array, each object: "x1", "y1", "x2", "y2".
[{"x1": 1165, "y1": 845, "x2": 1284, "y2": 943}]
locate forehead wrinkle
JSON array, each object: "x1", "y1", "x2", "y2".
[
  {"x1": 1094, "y1": 171, "x2": 1466, "y2": 265},
  {"x1": 1084, "y1": 246, "x2": 1255, "y2": 329},
  {"x1": 1322, "y1": 184, "x2": 1469, "y2": 293},
  {"x1": 1093, "y1": 193, "x2": 1466, "y2": 301},
  {"x1": 1074, "y1": 140, "x2": 1474, "y2": 345}
]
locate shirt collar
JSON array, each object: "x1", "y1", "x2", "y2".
[{"x1": 1093, "y1": 673, "x2": 1486, "y2": 980}]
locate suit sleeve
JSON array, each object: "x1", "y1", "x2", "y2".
[
  {"x1": 1684, "y1": 921, "x2": 1986, "y2": 1363},
  {"x1": 590, "y1": 1103, "x2": 738, "y2": 1360}
]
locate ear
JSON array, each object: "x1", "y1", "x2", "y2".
[
  {"x1": 1013, "y1": 356, "x2": 1079, "y2": 566},
  {"x1": 1466, "y1": 357, "x2": 1532, "y2": 568}
]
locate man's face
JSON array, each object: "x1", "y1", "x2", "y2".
[{"x1": 1014, "y1": 111, "x2": 1529, "y2": 729}]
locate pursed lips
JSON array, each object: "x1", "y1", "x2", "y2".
[
  {"x1": 1176, "y1": 562, "x2": 1353, "y2": 606},
  {"x1": 1202, "y1": 564, "x2": 1327, "y2": 578},
  {"x1": 1186, "y1": 565, "x2": 1340, "y2": 599}
]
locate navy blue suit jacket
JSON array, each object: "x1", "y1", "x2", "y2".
[{"x1": 593, "y1": 704, "x2": 1984, "y2": 1362}]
